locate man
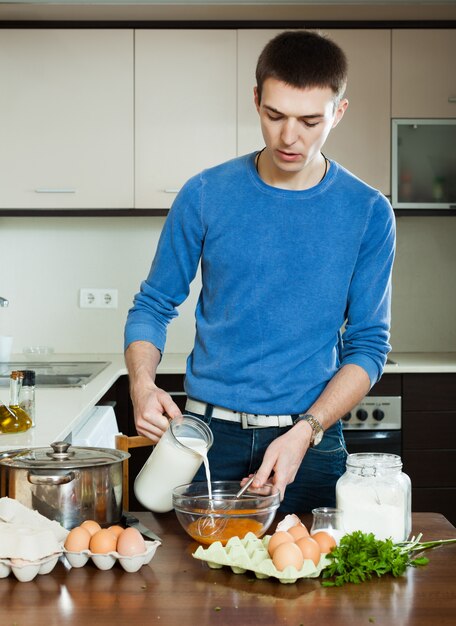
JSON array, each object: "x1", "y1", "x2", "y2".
[{"x1": 124, "y1": 30, "x2": 395, "y2": 512}]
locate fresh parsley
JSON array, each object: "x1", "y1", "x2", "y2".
[{"x1": 321, "y1": 530, "x2": 456, "y2": 587}]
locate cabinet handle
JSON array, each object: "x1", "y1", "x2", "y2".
[
  {"x1": 35, "y1": 188, "x2": 76, "y2": 194},
  {"x1": 163, "y1": 188, "x2": 180, "y2": 194},
  {"x1": 448, "y1": 97, "x2": 456, "y2": 103}
]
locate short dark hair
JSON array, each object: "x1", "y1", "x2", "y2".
[{"x1": 255, "y1": 30, "x2": 348, "y2": 103}]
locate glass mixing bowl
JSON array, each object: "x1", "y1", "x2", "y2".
[{"x1": 172, "y1": 480, "x2": 280, "y2": 545}]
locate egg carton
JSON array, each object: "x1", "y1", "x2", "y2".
[
  {"x1": 0, "y1": 552, "x2": 61, "y2": 582},
  {"x1": 193, "y1": 532, "x2": 330, "y2": 584},
  {"x1": 0, "y1": 522, "x2": 64, "y2": 561},
  {"x1": 64, "y1": 540, "x2": 160, "y2": 572},
  {"x1": 0, "y1": 497, "x2": 69, "y2": 543}
]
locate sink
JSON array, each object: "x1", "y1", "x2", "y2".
[{"x1": 0, "y1": 361, "x2": 110, "y2": 388}]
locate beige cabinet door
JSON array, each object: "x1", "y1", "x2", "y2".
[
  {"x1": 135, "y1": 30, "x2": 237, "y2": 209},
  {"x1": 0, "y1": 30, "x2": 134, "y2": 209},
  {"x1": 392, "y1": 29, "x2": 456, "y2": 118},
  {"x1": 238, "y1": 29, "x2": 391, "y2": 195}
]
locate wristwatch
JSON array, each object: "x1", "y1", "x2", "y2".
[{"x1": 294, "y1": 414, "x2": 324, "y2": 447}]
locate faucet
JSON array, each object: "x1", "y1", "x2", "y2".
[{"x1": 0, "y1": 297, "x2": 8, "y2": 308}]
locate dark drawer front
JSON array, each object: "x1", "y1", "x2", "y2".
[
  {"x1": 403, "y1": 374, "x2": 456, "y2": 411},
  {"x1": 403, "y1": 411, "x2": 456, "y2": 449},
  {"x1": 370, "y1": 374, "x2": 402, "y2": 396},
  {"x1": 403, "y1": 450, "x2": 456, "y2": 487},
  {"x1": 412, "y1": 488, "x2": 456, "y2": 526},
  {"x1": 155, "y1": 373, "x2": 187, "y2": 411}
]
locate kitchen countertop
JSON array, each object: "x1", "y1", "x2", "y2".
[
  {"x1": 0, "y1": 351, "x2": 455, "y2": 451},
  {"x1": 1, "y1": 511, "x2": 455, "y2": 625}
]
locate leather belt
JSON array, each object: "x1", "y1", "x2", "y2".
[{"x1": 185, "y1": 398, "x2": 298, "y2": 429}]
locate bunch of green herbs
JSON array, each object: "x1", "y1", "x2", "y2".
[{"x1": 321, "y1": 530, "x2": 456, "y2": 587}]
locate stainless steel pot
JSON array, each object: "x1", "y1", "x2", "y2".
[{"x1": 0, "y1": 441, "x2": 130, "y2": 529}]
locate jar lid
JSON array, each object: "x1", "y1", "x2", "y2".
[
  {"x1": 346, "y1": 452, "x2": 402, "y2": 471},
  {"x1": 21, "y1": 370, "x2": 36, "y2": 386},
  {"x1": 0, "y1": 441, "x2": 129, "y2": 469}
]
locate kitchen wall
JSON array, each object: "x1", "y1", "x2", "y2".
[{"x1": 1, "y1": 214, "x2": 455, "y2": 356}]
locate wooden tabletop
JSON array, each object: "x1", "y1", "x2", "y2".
[{"x1": 1, "y1": 512, "x2": 455, "y2": 626}]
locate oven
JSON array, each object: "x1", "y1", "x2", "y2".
[{"x1": 341, "y1": 395, "x2": 402, "y2": 456}]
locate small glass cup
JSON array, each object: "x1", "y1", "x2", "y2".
[{"x1": 311, "y1": 507, "x2": 345, "y2": 543}]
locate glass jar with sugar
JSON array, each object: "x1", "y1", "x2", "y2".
[{"x1": 336, "y1": 453, "x2": 411, "y2": 542}]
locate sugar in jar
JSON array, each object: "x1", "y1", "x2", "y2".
[{"x1": 336, "y1": 453, "x2": 411, "y2": 542}]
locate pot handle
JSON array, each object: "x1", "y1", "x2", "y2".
[{"x1": 27, "y1": 471, "x2": 76, "y2": 485}]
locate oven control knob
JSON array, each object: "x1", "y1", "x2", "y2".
[
  {"x1": 356, "y1": 409, "x2": 368, "y2": 421},
  {"x1": 341, "y1": 412, "x2": 351, "y2": 422},
  {"x1": 373, "y1": 409, "x2": 385, "y2": 421}
]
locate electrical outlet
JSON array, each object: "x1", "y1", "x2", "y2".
[
  {"x1": 100, "y1": 289, "x2": 118, "y2": 309},
  {"x1": 79, "y1": 288, "x2": 118, "y2": 309},
  {"x1": 79, "y1": 288, "x2": 99, "y2": 308}
]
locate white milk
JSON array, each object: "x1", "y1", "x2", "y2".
[
  {"x1": 311, "y1": 528, "x2": 346, "y2": 544},
  {"x1": 201, "y1": 453, "x2": 213, "y2": 501},
  {"x1": 134, "y1": 435, "x2": 209, "y2": 513}
]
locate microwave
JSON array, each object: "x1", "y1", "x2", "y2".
[{"x1": 391, "y1": 119, "x2": 456, "y2": 210}]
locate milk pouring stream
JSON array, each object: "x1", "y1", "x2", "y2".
[{"x1": 134, "y1": 415, "x2": 213, "y2": 513}]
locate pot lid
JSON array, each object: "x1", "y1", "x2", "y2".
[{"x1": 0, "y1": 441, "x2": 129, "y2": 469}]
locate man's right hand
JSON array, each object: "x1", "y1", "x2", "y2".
[{"x1": 125, "y1": 341, "x2": 182, "y2": 442}]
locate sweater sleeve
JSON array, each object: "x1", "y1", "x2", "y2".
[
  {"x1": 340, "y1": 192, "x2": 396, "y2": 386},
  {"x1": 124, "y1": 175, "x2": 205, "y2": 353}
]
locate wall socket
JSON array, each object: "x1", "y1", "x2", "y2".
[{"x1": 79, "y1": 288, "x2": 118, "y2": 309}]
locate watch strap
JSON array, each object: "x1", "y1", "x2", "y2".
[{"x1": 294, "y1": 413, "x2": 324, "y2": 446}]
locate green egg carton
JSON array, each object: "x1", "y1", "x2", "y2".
[{"x1": 192, "y1": 532, "x2": 330, "y2": 584}]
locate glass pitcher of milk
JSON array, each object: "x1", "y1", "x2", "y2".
[{"x1": 134, "y1": 414, "x2": 213, "y2": 513}]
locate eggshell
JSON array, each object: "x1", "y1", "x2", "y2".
[
  {"x1": 80, "y1": 520, "x2": 102, "y2": 536},
  {"x1": 267, "y1": 531, "x2": 294, "y2": 557},
  {"x1": 275, "y1": 514, "x2": 303, "y2": 532},
  {"x1": 89, "y1": 529, "x2": 118, "y2": 555},
  {"x1": 272, "y1": 542, "x2": 304, "y2": 572},
  {"x1": 64, "y1": 527, "x2": 91, "y2": 552},
  {"x1": 116, "y1": 528, "x2": 146, "y2": 556},
  {"x1": 288, "y1": 524, "x2": 310, "y2": 541},
  {"x1": 311, "y1": 531, "x2": 337, "y2": 553},
  {"x1": 107, "y1": 525, "x2": 124, "y2": 539},
  {"x1": 295, "y1": 536, "x2": 321, "y2": 566}
]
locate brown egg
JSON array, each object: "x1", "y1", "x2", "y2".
[
  {"x1": 89, "y1": 529, "x2": 118, "y2": 554},
  {"x1": 272, "y1": 541, "x2": 305, "y2": 571},
  {"x1": 80, "y1": 520, "x2": 102, "y2": 536},
  {"x1": 288, "y1": 523, "x2": 310, "y2": 541},
  {"x1": 116, "y1": 527, "x2": 146, "y2": 556},
  {"x1": 311, "y1": 531, "x2": 337, "y2": 553},
  {"x1": 64, "y1": 526, "x2": 91, "y2": 552},
  {"x1": 107, "y1": 525, "x2": 124, "y2": 539},
  {"x1": 267, "y1": 531, "x2": 294, "y2": 557},
  {"x1": 295, "y1": 536, "x2": 321, "y2": 566}
]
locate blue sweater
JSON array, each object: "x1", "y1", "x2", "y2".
[{"x1": 125, "y1": 153, "x2": 395, "y2": 415}]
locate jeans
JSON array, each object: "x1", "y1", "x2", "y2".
[{"x1": 190, "y1": 411, "x2": 347, "y2": 514}]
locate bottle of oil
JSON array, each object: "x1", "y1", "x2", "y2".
[
  {"x1": 0, "y1": 371, "x2": 32, "y2": 433},
  {"x1": 19, "y1": 370, "x2": 36, "y2": 427}
]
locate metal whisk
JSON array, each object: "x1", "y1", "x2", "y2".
[{"x1": 196, "y1": 474, "x2": 257, "y2": 539}]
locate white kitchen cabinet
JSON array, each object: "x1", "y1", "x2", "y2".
[
  {"x1": 134, "y1": 30, "x2": 237, "y2": 209},
  {"x1": 237, "y1": 29, "x2": 391, "y2": 195},
  {"x1": 0, "y1": 29, "x2": 134, "y2": 209},
  {"x1": 392, "y1": 29, "x2": 456, "y2": 118}
]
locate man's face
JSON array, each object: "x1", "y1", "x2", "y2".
[{"x1": 254, "y1": 78, "x2": 348, "y2": 180}]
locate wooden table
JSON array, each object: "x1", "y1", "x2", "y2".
[{"x1": 1, "y1": 512, "x2": 455, "y2": 626}]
